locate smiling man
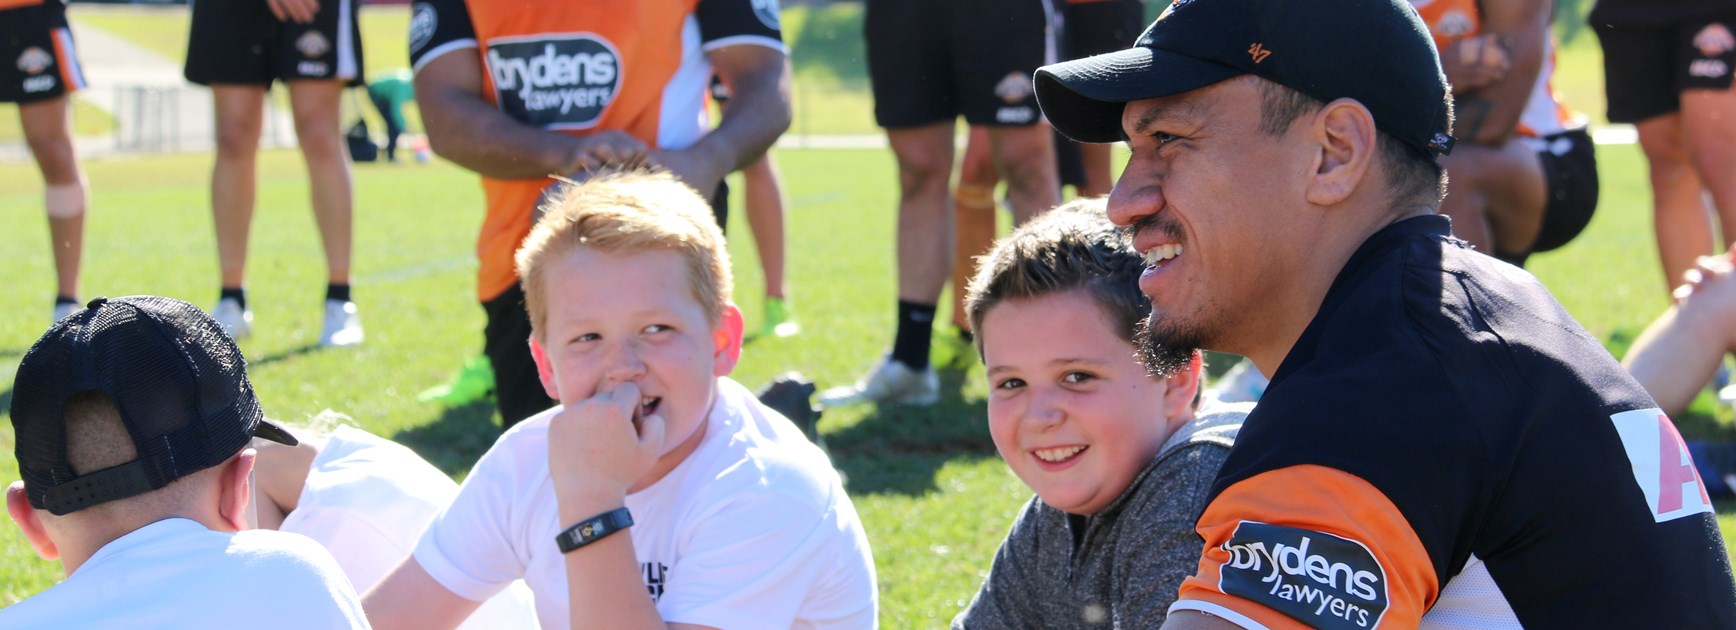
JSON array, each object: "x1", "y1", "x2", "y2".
[{"x1": 1034, "y1": 0, "x2": 1736, "y2": 627}]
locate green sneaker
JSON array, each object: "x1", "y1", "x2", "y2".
[
  {"x1": 760, "y1": 296, "x2": 801, "y2": 338},
  {"x1": 418, "y1": 355, "x2": 495, "y2": 405}
]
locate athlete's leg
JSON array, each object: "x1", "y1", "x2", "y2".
[
  {"x1": 20, "y1": 95, "x2": 86, "y2": 301},
  {"x1": 742, "y1": 153, "x2": 787, "y2": 300},
  {"x1": 1637, "y1": 113, "x2": 1716, "y2": 291},
  {"x1": 1679, "y1": 86, "x2": 1736, "y2": 251},
  {"x1": 951, "y1": 126, "x2": 998, "y2": 334},
  {"x1": 891, "y1": 121, "x2": 958, "y2": 307},
  {"x1": 211, "y1": 85, "x2": 268, "y2": 290},
  {"x1": 1076, "y1": 142, "x2": 1115, "y2": 198},
  {"x1": 986, "y1": 123, "x2": 1061, "y2": 225},
  {"x1": 287, "y1": 79, "x2": 353, "y2": 285},
  {"x1": 1439, "y1": 141, "x2": 1548, "y2": 258}
]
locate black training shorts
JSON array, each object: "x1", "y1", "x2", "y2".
[
  {"x1": 1595, "y1": 16, "x2": 1736, "y2": 123},
  {"x1": 1530, "y1": 128, "x2": 1600, "y2": 254},
  {"x1": 0, "y1": 1, "x2": 85, "y2": 105},
  {"x1": 1061, "y1": 0, "x2": 1144, "y2": 60},
  {"x1": 865, "y1": 0, "x2": 1058, "y2": 128},
  {"x1": 184, "y1": 0, "x2": 364, "y2": 86}
]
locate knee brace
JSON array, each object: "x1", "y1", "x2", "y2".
[
  {"x1": 955, "y1": 182, "x2": 997, "y2": 211},
  {"x1": 45, "y1": 182, "x2": 87, "y2": 219}
]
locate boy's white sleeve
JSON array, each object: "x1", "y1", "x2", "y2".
[
  {"x1": 656, "y1": 488, "x2": 856, "y2": 628},
  {"x1": 411, "y1": 436, "x2": 532, "y2": 602}
]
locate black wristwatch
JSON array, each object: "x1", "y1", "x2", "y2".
[{"x1": 555, "y1": 507, "x2": 635, "y2": 554}]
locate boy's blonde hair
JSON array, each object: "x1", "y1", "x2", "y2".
[{"x1": 515, "y1": 169, "x2": 734, "y2": 339}]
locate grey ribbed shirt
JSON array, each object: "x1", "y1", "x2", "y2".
[{"x1": 952, "y1": 404, "x2": 1248, "y2": 629}]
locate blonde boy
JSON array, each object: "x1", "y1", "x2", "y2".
[
  {"x1": 954, "y1": 199, "x2": 1247, "y2": 628},
  {"x1": 364, "y1": 169, "x2": 877, "y2": 630}
]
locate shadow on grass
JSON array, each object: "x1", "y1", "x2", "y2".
[
  {"x1": 824, "y1": 362, "x2": 996, "y2": 497},
  {"x1": 251, "y1": 343, "x2": 324, "y2": 368},
  {"x1": 0, "y1": 386, "x2": 9, "y2": 415},
  {"x1": 0, "y1": 348, "x2": 22, "y2": 359},
  {"x1": 392, "y1": 400, "x2": 501, "y2": 477}
]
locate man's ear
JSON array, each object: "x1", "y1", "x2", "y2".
[
  {"x1": 216, "y1": 449, "x2": 257, "y2": 533},
  {"x1": 1163, "y1": 351, "x2": 1205, "y2": 425},
  {"x1": 528, "y1": 335, "x2": 562, "y2": 402},
  {"x1": 6, "y1": 481, "x2": 59, "y2": 561},
  {"x1": 713, "y1": 304, "x2": 745, "y2": 377},
  {"x1": 1306, "y1": 98, "x2": 1378, "y2": 207}
]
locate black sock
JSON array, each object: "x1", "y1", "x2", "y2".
[
  {"x1": 54, "y1": 295, "x2": 78, "y2": 306},
  {"x1": 326, "y1": 283, "x2": 351, "y2": 303},
  {"x1": 221, "y1": 287, "x2": 247, "y2": 310},
  {"x1": 891, "y1": 300, "x2": 936, "y2": 370}
]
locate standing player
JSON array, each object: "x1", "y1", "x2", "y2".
[
  {"x1": 711, "y1": 76, "x2": 798, "y2": 340},
  {"x1": 407, "y1": 0, "x2": 792, "y2": 428},
  {"x1": 1592, "y1": 0, "x2": 1736, "y2": 291},
  {"x1": 825, "y1": 0, "x2": 1063, "y2": 407},
  {"x1": 184, "y1": 0, "x2": 364, "y2": 347},
  {"x1": 3, "y1": 0, "x2": 89, "y2": 324},
  {"x1": 945, "y1": 0, "x2": 1144, "y2": 344},
  {"x1": 1037, "y1": 0, "x2": 1736, "y2": 625},
  {"x1": 1421, "y1": 0, "x2": 1598, "y2": 266}
]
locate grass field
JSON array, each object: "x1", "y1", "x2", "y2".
[{"x1": 4, "y1": 2, "x2": 1736, "y2": 627}]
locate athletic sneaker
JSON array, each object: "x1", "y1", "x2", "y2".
[
  {"x1": 418, "y1": 355, "x2": 496, "y2": 405},
  {"x1": 52, "y1": 301, "x2": 79, "y2": 325},
  {"x1": 212, "y1": 297, "x2": 253, "y2": 340},
  {"x1": 760, "y1": 296, "x2": 801, "y2": 338},
  {"x1": 818, "y1": 356, "x2": 940, "y2": 408},
  {"x1": 319, "y1": 299, "x2": 364, "y2": 347}
]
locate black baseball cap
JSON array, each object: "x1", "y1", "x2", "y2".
[
  {"x1": 10, "y1": 296, "x2": 296, "y2": 516},
  {"x1": 1035, "y1": 0, "x2": 1454, "y2": 156}
]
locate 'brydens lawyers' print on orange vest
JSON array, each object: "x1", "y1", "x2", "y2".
[{"x1": 408, "y1": 0, "x2": 782, "y2": 302}]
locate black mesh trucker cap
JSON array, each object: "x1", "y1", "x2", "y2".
[
  {"x1": 10, "y1": 296, "x2": 296, "y2": 516},
  {"x1": 1034, "y1": 0, "x2": 1454, "y2": 156}
]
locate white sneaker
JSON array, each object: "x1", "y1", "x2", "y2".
[
  {"x1": 213, "y1": 298, "x2": 253, "y2": 339},
  {"x1": 53, "y1": 301, "x2": 80, "y2": 324},
  {"x1": 319, "y1": 299, "x2": 364, "y2": 347},
  {"x1": 818, "y1": 356, "x2": 940, "y2": 408}
]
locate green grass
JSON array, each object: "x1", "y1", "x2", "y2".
[{"x1": 6, "y1": 4, "x2": 1736, "y2": 626}]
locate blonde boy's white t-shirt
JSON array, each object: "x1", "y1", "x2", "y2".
[
  {"x1": 279, "y1": 425, "x2": 540, "y2": 630},
  {"x1": 413, "y1": 377, "x2": 879, "y2": 629}
]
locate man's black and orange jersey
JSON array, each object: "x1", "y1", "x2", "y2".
[
  {"x1": 407, "y1": 0, "x2": 782, "y2": 302},
  {"x1": 1170, "y1": 216, "x2": 1736, "y2": 628}
]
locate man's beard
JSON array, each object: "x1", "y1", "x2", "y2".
[{"x1": 1134, "y1": 311, "x2": 1202, "y2": 378}]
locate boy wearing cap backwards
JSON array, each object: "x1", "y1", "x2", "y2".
[
  {"x1": 363, "y1": 169, "x2": 877, "y2": 630},
  {"x1": 1034, "y1": 0, "x2": 1736, "y2": 627},
  {"x1": 2, "y1": 296, "x2": 369, "y2": 628},
  {"x1": 952, "y1": 198, "x2": 1247, "y2": 628}
]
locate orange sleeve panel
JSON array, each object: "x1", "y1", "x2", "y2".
[
  {"x1": 1173, "y1": 465, "x2": 1439, "y2": 630},
  {"x1": 0, "y1": 0, "x2": 46, "y2": 10}
]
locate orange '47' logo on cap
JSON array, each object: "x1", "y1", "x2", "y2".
[{"x1": 1249, "y1": 43, "x2": 1272, "y2": 64}]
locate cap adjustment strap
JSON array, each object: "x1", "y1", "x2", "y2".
[{"x1": 41, "y1": 461, "x2": 154, "y2": 516}]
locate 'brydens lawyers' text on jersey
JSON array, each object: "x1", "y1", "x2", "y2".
[
  {"x1": 407, "y1": 0, "x2": 782, "y2": 302},
  {"x1": 1170, "y1": 216, "x2": 1736, "y2": 628}
]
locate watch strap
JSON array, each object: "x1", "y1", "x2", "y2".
[{"x1": 555, "y1": 507, "x2": 635, "y2": 554}]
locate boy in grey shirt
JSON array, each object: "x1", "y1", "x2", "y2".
[{"x1": 954, "y1": 199, "x2": 1246, "y2": 628}]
